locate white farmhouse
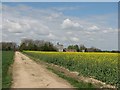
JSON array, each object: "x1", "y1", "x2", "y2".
[{"x1": 55, "y1": 42, "x2": 64, "y2": 52}]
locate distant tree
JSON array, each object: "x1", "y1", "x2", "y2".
[
  {"x1": 74, "y1": 45, "x2": 79, "y2": 52},
  {"x1": 67, "y1": 45, "x2": 79, "y2": 52},
  {"x1": 43, "y1": 43, "x2": 49, "y2": 51},
  {"x1": 1, "y1": 42, "x2": 16, "y2": 51},
  {"x1": 34, "y1": 44, "x2": 38, "y2": 51},
  {"x1": 79, "y1": 44, "x2": 86, "y2": 51},
  {"x1": 111, "y1": 50, "x2": 120, "y2": 53},
  {"x1": 19, "y1": 43, "x2": 26, "y2": 51},
  {"x1": 86, "y1": 46, "x2": 101, "y2": 52},
  {"x1": 28, "y1": 42, "x2": 34, "y2": 50},
  {"x1": 68, "y1": 45, "x2": 74, "y2": 49},
  {"x1": 19, "y1": 39, "x2": 57, "y2": 51}
]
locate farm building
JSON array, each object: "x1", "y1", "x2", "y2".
[
  {"x1": 55, "y1": 42, "x2": 64, "y2": 52},
  {"x1": 64, "y1": 48, "x2": 77, "y2": 52}
]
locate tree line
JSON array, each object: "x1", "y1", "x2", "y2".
[
  {"x1": 0, "y1": 42, "x2": 16, "y2": 51},
  {"x1": 19, "y1": 39, "x2": 57, "y2": 51},
  {"x1": 0, "y1": 39, "x2": 120, "y2": 53},
  {"x1": 0, "y1": 39, "x2": 57, "y2": 51},
  {"x1": 65, "y1": 44, "x2": 102, "y2": 52}
]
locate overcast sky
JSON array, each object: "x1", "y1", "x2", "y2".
[{"x1": 2, "y1": 2, "x2": 118, "y2": 50}]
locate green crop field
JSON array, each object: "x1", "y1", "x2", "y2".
[
  {"x1": 24, "y1": 51, "x2": 119, "y2": 87},
  {"x1": 0, "y1": 51, "x2": 2, "y2": 89},
  {"x1": 2, "y1": 51, "x2": 15, "y2": 88}
]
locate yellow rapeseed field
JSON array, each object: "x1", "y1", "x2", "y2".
[{"x1": 24, "y1": 51, "x2": 119, "y2": 86}]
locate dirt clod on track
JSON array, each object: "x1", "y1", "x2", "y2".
[{"x1": 11, "y1": 52, "x2": 73, "y2": 88}]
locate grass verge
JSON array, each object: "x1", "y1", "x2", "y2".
[{"x1": 47, "y1": 66, "x2": 95, "y2": 89}]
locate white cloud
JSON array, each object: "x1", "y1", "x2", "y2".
[
  {"x1": 102, "y1": 28, "x2": 118, "y2": 33},
  {"x1": 3, "y1": 17, "x2": 50, "y2": 35},
  {"x1": 70, "y1": 37, "x2": 79, "y2": 42},
  {"x1": 85, "y1": 31, "x2": 93, "y2": 35},
  {"x1": 31, "y1": 23, "x2": 50, "y2": 35},
  {"x1": 4, "y1": 19, "x2": 22, "y2": 33},
  {"x1": 47, "y1": 33, "x2": 57, "y2": 40},
  {"x1": 3, "y1": 19, "x2": 31, "y2": 33},
  {"x1": 61, "y1": 37, "x2": 68, "y2": 41},
  {"x1": 61, "y1": 18, "x2": 81, "y2": 29},
  {"x1": 89, "y1": 38, "x2": 95, "y2": 41},
  {"x1": 88, "y1": 25, "x2": 100, "y2": 30},
  {"x1": 102, "y1": 30, "x2": 108, "y2": 33},
  {"x1": 66, "y1": 31, "x2": 72, "y2": 35}
]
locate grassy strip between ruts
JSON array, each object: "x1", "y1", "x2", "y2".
[{"x1": 2, "y1": 51, "x2": 15, "y2": 88}]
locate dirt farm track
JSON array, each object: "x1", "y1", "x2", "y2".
[{"x1": 11, "y1": 52, "x2": 73, "y2": 88}]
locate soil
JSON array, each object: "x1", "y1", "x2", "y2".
[{"x1": 11, "y1": 52, "x2": 73, "y2": 88}]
